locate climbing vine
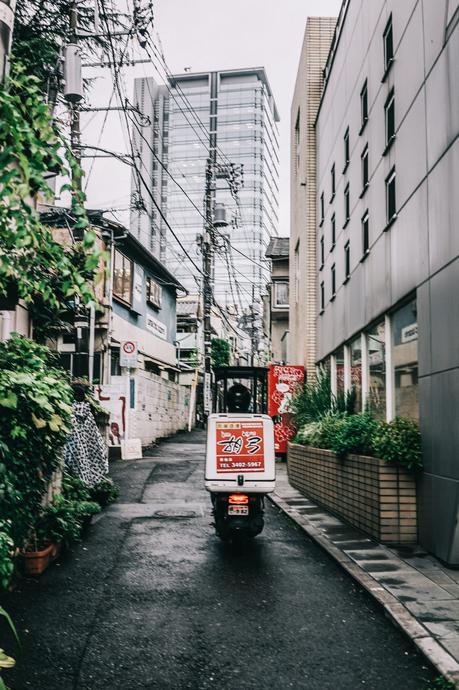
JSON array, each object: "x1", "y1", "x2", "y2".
[{"x1": 0, "y1": 63, "x2": 100, "y2": 326}]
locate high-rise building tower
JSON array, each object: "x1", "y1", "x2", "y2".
[{"x1": 132, "y1": 68, "x2": 280, "y2": 316}]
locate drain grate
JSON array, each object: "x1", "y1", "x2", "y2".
[{"x1": 153, "y1": 509, "x2": 198, "y2": 519}]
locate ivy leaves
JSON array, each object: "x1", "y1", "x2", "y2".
[{"x1": 0, "y1": 63, "x2": 99, "y2": 332}]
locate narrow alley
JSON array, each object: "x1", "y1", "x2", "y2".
[{"x1": 3, "y1": 432, "x2": 436, "y2": 690}]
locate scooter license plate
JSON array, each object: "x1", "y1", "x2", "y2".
[{"x1": 228, "y1": 505, "x2": 249, "y2": 516}]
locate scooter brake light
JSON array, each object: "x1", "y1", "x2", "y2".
[{"x1": 228, "y1": 494, "x2": 249, "y2": 505}]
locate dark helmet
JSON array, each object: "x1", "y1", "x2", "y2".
[{"x1": 227, "y1": 383, "x2": 251, "y2": 413}]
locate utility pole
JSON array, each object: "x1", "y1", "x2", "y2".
[
  {"x1": 202, "y1": 157, "x2": 215, "y2": 417},
  {"x1": 250, "y1": 284, "x2": 258, "y2": 367},
  {"x1": 65, "y1": 1, "x2": 88, "y2": 379},
  {"x1": 0, "y1": 0, "x2": 15, "y2": 82}
]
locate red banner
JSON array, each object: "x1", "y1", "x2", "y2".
[
  {"x1": 268, "y1": 365, "x2": 305, "y2": 454},
  {"x1": 216, "y1": 421, "x2": 265, "y2": 473}
]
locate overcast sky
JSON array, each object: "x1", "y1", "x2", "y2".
[
  {"x1": 153, "y1": 0, "x2": 342, "y2": 234},
  {"x1": 82, "y1": 0, "x2": 342, "y2": 235}
]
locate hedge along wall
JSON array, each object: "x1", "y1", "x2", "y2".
[{"x1": 287, "y1": 443, "x2": 417, "y2": 544}]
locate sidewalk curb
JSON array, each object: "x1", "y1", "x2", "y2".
[{"x1": 269, "y1": 491, "x2": 459, "y2": 688}]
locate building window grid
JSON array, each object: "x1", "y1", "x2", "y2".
[
  {"x1": 331, "y1": 263, "x2": 336, "y2": 299},
  {"x1": 361, "y1": 145, "x2": 369, "y2": 193},
  {"x1": 330, "y1": 163, "x2": 336, "y2": 200},
  {"x1": 320, "y1": 281, "x2": 325, "y2": 312},
  {"x1": 383, "y1": 15, "x2": 394, "y2": 75},
  {"x1": 362, "y1": 210, "x2": 370, "y2": 256},
  {"x1": 385, "y1": 167, "x2": 397, "y2": 225},
  {"x1": 384, "y1": 89, "x2": 395, "y2": 150},
  {"x1": 320, "y1": 192, "x2": 325, "y2": 226},
  {"x1": 343, "y1": 127, "x2": 350, "y2": 171},
  {"x1": 360, "y1": 80, "x2": 368, "y2": 133},
  {"x1": 343, "y1": 183, "x2": 350, "y2": 227},
  {"x1": 344, "y1": 241, "x2": 350, "y2": 282},
  {"x1": 320, "y1": 235, "x2": 325, "y2": 269},
  {"x1": 331, "y1": 213, "x2": 336, "y2": 249}
]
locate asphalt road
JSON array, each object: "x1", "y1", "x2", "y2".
[{"x1": 1, "y1": 430, "x2": 437, "y2": 689}]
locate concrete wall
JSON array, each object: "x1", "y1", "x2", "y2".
[
  {"x1": 315, "y1": 0, "x2": 459, "y2": 563},
  {"x1": 290, "y1": 17, "x2": 337, "y2": 375}
]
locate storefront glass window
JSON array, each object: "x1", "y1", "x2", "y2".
[
  {"x1": 335, "y1": 347, "x2": 345, "y2": 396},
  {"x1": 350, "y1": 337, "x2": 362, "y2": 412},
  {"x1": 392, "y1": 301, "x2": 419, "y2": 420},
  {"x1": 367, "y1": 321, "x2": 386, "y2": 419}
]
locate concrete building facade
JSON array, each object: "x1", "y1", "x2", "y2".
[
  {"x1": 289, "y1": 17, "x2": 337, "y2": 375},
  {"x1": 314, "y1": 0, "x2": 459, "y2": 564},
  {"x1": 265, "y1": 237, "x2": 290, "y2": 363}
]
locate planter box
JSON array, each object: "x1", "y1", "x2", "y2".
[{"x1": 287, "y1": 443, "x2": 417, "y2": 544}]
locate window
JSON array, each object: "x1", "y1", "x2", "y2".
[
  {"x1": 367, "y1": 321, "x2": 386, "y2": 420},
  {"x1": 147, "y1": 277, "x2": 162, "y2": 309},
  {"x1": 331, "y1": 213, "x2": 336, "y2": 248},
  {"x1": 360, "y1": 80, "x2": 368, "y2": 132},
  {"x1": 344, "y1": 183, "x2": 350, "y2": 226},
  {"x1": 320, "y1": 192, "x2": 325, "y2": 225},
  {"x1": 362, "y1": 210, "x2": 370, "y2": 255},
  {"x1": 320, "y1": 281, "x2": 325, "y2": 312},
  {"x1": 295, "y1": 109, "x2": 300, "y2": 169},
  {"x1": 274, "y1": 281, "x2": 289, "y2": 308},
  {"x1": 350, "y1": 337, "x2": 362, "y2": 412},
  {"x1": 343, "y1": 127, "x2": 350, "y2": 170},
  {"x1": 330, "y1": 163, "x2": 336, "y2": 200},
  {"x1": 385, "y1": 167, "x2": 396, "y2": 224},
  {"x1": 392, "y1": 300, "x2": 419, "y2": 420},
  {"x1": 361, "y1": 145, "x2": 369, "y2": 192},
  {"x1": 344, "y1": 241, "x2": 350, "y2": 281},
  {"x1": 320, "y1": 235, "x2": 325, "y2": 268},
  {"x1": 331, "y1": 263, "x2": 336, "y2": 298},
  {"x1": 384, "y1": 89, "x2": 395, "y2": 148},
  {"x1": 335, "y1": 347, "x2": 345, "y2": 395},
  {"x1": 113, "y1": 249, "x2": 133, "y2": 305},
  {"x1": 383, "y1": 14, "x2": 394, "y2": 74}
]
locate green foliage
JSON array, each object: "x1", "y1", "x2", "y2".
[
  {"x1": 0, "y1": 523, "x2": 14, "y2": 592},
  {"x1": 13, "y1": 0, "x2": 119, "y2": 95},
  {"x1": 211, "y1": 338, "x2": 231, "y2": 368},
  {"x1": 0, "y1": 335, "x2": 73, "y2": 550},
  {"x1": 0, "y1": 64, "x2": 101, "y2": 339},
  {"x1": 88, "y1": 479, "x2": 120, "y2": 508},
  {"x1": 34, "y1": 495, "x2": 101, "y2": 549},
  {"x1": 291, "y1": 367, "x2": 356, "y2": 427},
  {"x1": 62, "y1": 473, "x2": 91, "y2": 503},
  {"x1": 372, "y1": 417, "x2": 423, "y2": 471},
  {"x1": 295, "y1": 411, "x2": 422, "y2": 470},
  {"x1": 324, "y1": 413, "x2": 377, "y2": 459}
]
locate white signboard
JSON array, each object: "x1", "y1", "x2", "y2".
[
  {"x1": 146, "y1": 314, "x2": 167, "y2": 340},
  {"x1": 132, "y1": 266, "x2": 143, "y2": 312},
  {"x1": 204, "y1": 372, "x2": 212, "y2": 414},
  {"x1": 120, "y1": 340, "x2": 138, "y2": 368},
  {"x1": 96, "y1": 381, "x2": 128, "y2": 447},
  {"x1": 121, "y1": 438, "x2": 143, "y2": 460},
  {"x1": 401, "y1": 323, "x2": 418, "y2": 344}
]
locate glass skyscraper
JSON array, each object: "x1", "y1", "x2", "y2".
[{"x1": 132, "y1": 68, "x2": 280, "y2": 314}]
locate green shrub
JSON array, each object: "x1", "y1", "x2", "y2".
[
  {"x1": 62, "y1": 473, "x2": 91, "y2": 503},
  {"x1": 372, "y1": 417, "x2": 422, "y2": 471},
  {"x1": 327, "y1": 413, "x2": 377, "y2": 458},
  {"x1": 0, "y1": 523, "x2": 14, "y2": 592},
  {"x1": 291, "y1": 367, "x2": 357, "y2": 427},
  {"x1": 0, "y1": 335, "x2": 73, "y2": 549},
  {"x1": 88, "y1": 479, "x2": 120, "y2": 507}
]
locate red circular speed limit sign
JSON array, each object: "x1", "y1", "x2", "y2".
[{"x1": 123, "y1": 341, "x2": 136, "y2": 354}]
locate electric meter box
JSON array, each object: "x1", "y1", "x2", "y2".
[{"x1": 205, "y1": 413, "x2": 275, "y2": 494}]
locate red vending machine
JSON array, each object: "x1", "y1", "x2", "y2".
[{"x1": 268, "y1": 364, "x2": 305, "y2": 455}]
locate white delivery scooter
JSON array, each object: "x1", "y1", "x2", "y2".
[{"x1": 205, "y1": 375, "x2": 275, "y2": 541}]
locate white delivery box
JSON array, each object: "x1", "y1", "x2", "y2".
[{"x1": 205, "y1": 413, "x2": 275, "y2": 494}]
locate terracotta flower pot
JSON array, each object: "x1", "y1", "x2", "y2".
[{"x1": 22, "y1": 543, "x2": 60, "y2": 576}]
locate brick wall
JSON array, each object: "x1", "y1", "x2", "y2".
[{"x1": 288, "y1": 443, "x2": 417, "y2": 543}]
